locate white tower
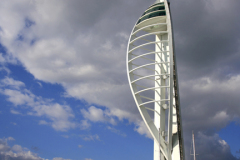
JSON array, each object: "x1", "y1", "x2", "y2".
[{"x1": 126, "y1": 0, "x2": 184, "y2": 160}]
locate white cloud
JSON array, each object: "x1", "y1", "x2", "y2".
[
  {"x1": 0, "y1": 144, "x2": 8, "y2": 151},
  {"x1": 0, "y1": 137, "x2": 71, "y2": 160},
  {"x1": 180, "y1": 75, "x2": 240, "y2": 132},
  {"x1": 78, "y1": 145, "x2": 83, "y2": 148},
  {"x1": 10, "y1": 109, "x2": 22, "y2": 115},
  {"x1": 0, "y1": 77, "x2": 76, "y2": 131},
  {"x1": 39, "y1": 120, "x2": 48, "y2": 125},
  {"x1": 7, "y1": 137, "x2": 15, "y2": 141},
  {"x1": 1, "y1": 77, "x2": 25, "y2": 89},
  {"x1": 79, "y1": 135, "x2": 100, "y2": 141},
  {"x1": 0, "y1": 137, "x2": 42, "y2": 160},
  {"x1": 2, "y1": 89, "x2": 34, "y2": 106},
  {"x1": 61, "y1": 135, "x2": 69, "y2": 139},
  {"x1": 212, "y1": 111, "x2": 230, "y2": 123},
  {"x1": 134, "y1": 121, "x2": 152, "y2": 139},
  {"x1": 0, "y1": 53, "x2": 18, "y2": 64},
  {"x1": 81, "y1": 106, "x2": 116, "y2": 125},
  {"x1": 37, "y1": 82, "x2": 42, "y2": 87},
  {"x1": 195, "y1": 132, "x2": 236, "y2": 160},
  {"x1": 12, "y1": 145, "x2": 23, "y2": 152},
  {"x1": 79, "y1": 120, "x2": 91, "y2": 130},
  {"x1": 0, "y1": 66, "x2": 11, "y2": 75},
  {"x1": 219, "y1": 139, "x2": 227, "y2": 147},
  {"x1": 191, "y1": 75, "x2": 240, "y2": 93},
  {"x1": 85, "y1": 159, "x2": 93, "y2": 160},
  {"x1": 0, "y1": 0, "x2": 140, "y2": 131},
  {"x1": 81, "y1": 106, "x2": 105, "y2": 122},
  {"x1": 107, "y1": 126, "x2": 126, "y2": 137},
  {"x1": 0, "y1": 53, "x2": 5, "y2": 63}
]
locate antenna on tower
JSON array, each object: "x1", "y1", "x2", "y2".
[{"x1": 190, "y1": 131, "x2": 199, "y2": 160}]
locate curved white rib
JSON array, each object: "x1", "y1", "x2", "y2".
[
  {"x1": 139, "y1": 99, "x2": 170, "y2": 107},
  {"x1": 144, "y1": 3, "x2": 165, "y2": 13},
  {"x1": 129, "y1": 62, "x2": 170, "y2": 73},
  {"x1": 135, "y1": 86, "x2": 170, "y2": 95},
  {"x1": 128, "y1": 51, "x2": 169, "y2": 63},
  {"x1": 131, "y1": 74, "x2": 169, "y2": 84},
  {"x1": 132, "y1": 23, "x2": 167, "y2": 36},
  {"x1": 129, "y1": 40, "x2": 169, "y2": 53},
  {"x1": 130, "y1": 31, "x2": 168, "y2": 44}
]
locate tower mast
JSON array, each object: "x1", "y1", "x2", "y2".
[{"x1": 192, "y1": 131, "x2": 196, "y2": 160}]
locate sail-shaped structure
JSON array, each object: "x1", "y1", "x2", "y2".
[{"x1": 126, "y1": 0, "x2": 184, "y2": 160}]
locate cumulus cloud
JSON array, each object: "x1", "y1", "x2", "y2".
[
  {"x1": 79, "y1": 135, "x2": 100, "y2": 141},
  {"x1": 7, "y1": 137, "x2": 15, "y2": 141},
  {"x1": 180, "y1": 75, "x2": 240, "y2": 160},
  {"x1": 0, "y1": 137, "x2": 71, "y2": 160},
  {"x1": 181, "y1": 75, "x2": 240, "y2": 133},
  {"x1": 134, "y1": 121, "x2": 152, "y2": 139},
  {"x1": 79, "y1": 120, "x2": 91, "y2": 130},
  {"x1": 0, "y1": 138, "x2": 42, "y2": 160},
  {"x1": 0, "y1": 77, "x2": 24, "y2": 89},
  {"x1": 107, "y1": 126, "x2": 126, "y2": 137},
  {"x1": 12, "y1": 145, "x2": 23, "y2": 152},
  {"x1": 0, "y1": 139, "x2": 10, "y2": 152},
  {"x1": 0, "y1": 53, "x2": 18, "y2": 65},
  {"x1": 191, "y1": 132, "x2": 238, "y2": 160},
  {"x1": 10, "y1": 109, "x2": 22, "y2": 115},
  {"x1": 81, "y1": 106, "x2": 116, "y2": 125},
  {"x1": 81, "y1": 106, "x2": 106, "y2": 122},
  {"x1": 39, "y1": 120, "x2": 48, "y2": 125},
  {"x1": 0, "y1": 66, "x2": 11, "y2": 75},
  {"x1": 0, "y1": 77, "x2": 76, "y2": 131},
  {"x1": 61, "y1": 135, "x2": 69, "y2": 139},
  {"x1": 0, "y1": 0, "x2": 140, "y2": 127}
]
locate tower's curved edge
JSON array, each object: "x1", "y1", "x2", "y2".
[{"x1": 168, "y1": 4, "x2": 185, "y2": 160}]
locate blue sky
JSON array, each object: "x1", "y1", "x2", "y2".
[
  {"x1": 0, "y1": 0, "x2": 240, "y2": 160},
  {"x1": 219, "y1": 122, "x2": 240, "y2": 158}
]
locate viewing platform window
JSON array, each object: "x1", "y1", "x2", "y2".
[
  {"x1": 137, "y1": 10, "x2": 166, "y2": 24},
  {"x1": 147, "y1": 2, "x2": 164, "y2": 9},
  {"x1": 143, "y1": 5, "x2": 165, "y2": 16}
]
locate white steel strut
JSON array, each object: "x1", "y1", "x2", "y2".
[{"x1": 126, "y1": 0, "x2": 184, "y2": 160}]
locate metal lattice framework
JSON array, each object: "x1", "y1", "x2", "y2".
[{"x1": 126, "y1": 0, "x2": 184, "y2": 160}]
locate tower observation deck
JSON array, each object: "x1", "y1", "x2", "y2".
[{"x1": 126, "y1": 0, "x2": 184, "y2": 160}]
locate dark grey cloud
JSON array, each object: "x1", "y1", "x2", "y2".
[
  {"x1": 187, "y1": 133, "x2": 238, "y2": 160},
  {"x1": 168, "y1": 0, "x2": 240, "y2": 159},
  {"x1": 171, "y1": 0, "x2": 240, "y2": 78}
]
